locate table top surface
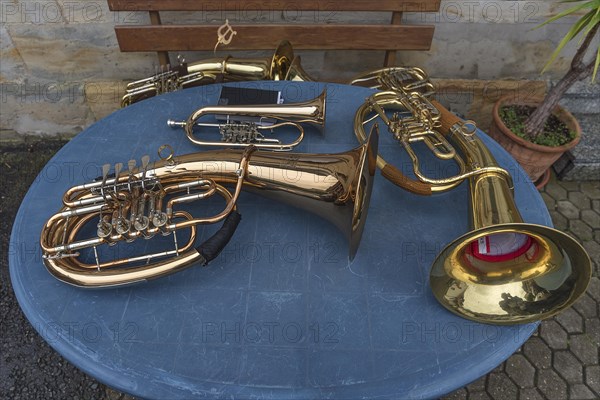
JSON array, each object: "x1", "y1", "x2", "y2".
[{"x1": 10, "y1": 81, "x2": 547, "y2": 399}]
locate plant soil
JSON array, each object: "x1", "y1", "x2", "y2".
[{"x1": 499, "y1": 105, "x2": 576, "y2": 147}]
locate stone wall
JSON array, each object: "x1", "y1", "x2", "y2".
[{"x1": 0, "y1": 0, "x2": 598, "y2": 139}]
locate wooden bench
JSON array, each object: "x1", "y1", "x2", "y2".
[{"x1": 107, "y1": 0, "x2": 440, "y2": 70}]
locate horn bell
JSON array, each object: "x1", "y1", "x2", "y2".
[{"x1": 430, "y1": 221, "x2": 592, "y2": 325}]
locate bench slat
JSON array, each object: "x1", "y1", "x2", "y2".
[
  {"x1": 115, "y1": 25, "x2": 435, "y2": 52},
  {"x1": 108, "y1": 0, "x2": 440, "y2": 12}
]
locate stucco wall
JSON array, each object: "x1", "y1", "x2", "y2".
[{"x1": 0, "y1": 0, "x2": 596, "y2": 137}]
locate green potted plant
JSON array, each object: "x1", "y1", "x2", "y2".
[{"x1": 489, "y1": 0, "x2": 599, "y2": 185}]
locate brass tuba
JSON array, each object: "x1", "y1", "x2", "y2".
[
  {"x1": 167, "y1": 90, "x2": 327, "y2": 151},
  {"x1": 354, "y1": 69, "x2": 591, "y2": 324},
  {"x1": 40, "y1": 129, "x2": 378, "y2": 288},
  {"x1": 121, "y1": 41, "x2": 313, "y2": 107}
]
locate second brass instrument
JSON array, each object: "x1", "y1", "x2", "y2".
[
  {"x1": 40, "y1": 130, "x2": 378, "y2": 288},
  {"x1": 354, "y1": 68, "x2": 592, "y2": 324}
]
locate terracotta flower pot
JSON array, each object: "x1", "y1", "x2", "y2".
[{"x1": 488, "y1": 95, "x2": 581, "y2": 182}]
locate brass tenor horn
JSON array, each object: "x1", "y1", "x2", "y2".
[
  {"x1": 167, "y1": 89, "x2": 327, "y2": 151},
  {"x1": 354, "y1": 74, "x2": 591, "y2": 324},
  {"x1": 40, "y1": 129, "x2": 378, "y2": 288},
  {"x1": 122, "y1": 41, "x2": 305, "y2": 107}
]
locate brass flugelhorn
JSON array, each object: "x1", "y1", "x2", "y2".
[
  {"x1": 354, "y1": 71, "x2": 591, "y2": 324},
  {"x1": 167, "y1": 89, "x2": 327, "y2": 151},
  {"x1": 40, "y1": 129, "x2": 378, "y2": 288},
  {"x1": 122, "y1": 40, "x2": 315, "y2": 107}
]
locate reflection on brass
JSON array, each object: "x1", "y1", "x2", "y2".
[
  {"x1": 40, "y1": 129, "x2": 379, "y2": 288},
  {"x1": 354, "y1": 67, "x2": 592, "y2": 324},
  {"x1": 167, "y1": 90, "x2": 326, "y2": 151}
]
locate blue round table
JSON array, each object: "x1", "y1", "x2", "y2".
[{"x1": 10, "y1": 81, "x2": 547, "y2": 399}]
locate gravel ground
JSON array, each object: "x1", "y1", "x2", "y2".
[{"x1": 0, "y1": 140, "x2": 128, "y2": 400}]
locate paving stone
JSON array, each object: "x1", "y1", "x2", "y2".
[
  {"x1": 587, "y1": 277, "x2": 600, "y2": 302},
  {"x1": 523, "y1": 336, "x2": 552, "y2": 369},
  {"x1": 539, "y1": 320, "x2": 568, "y2": 350},
  {"x1": 469, "y1": 391, "x2": 492, "y2": 400},
  {"x1": 570, "y1": 220, "x2": 594, "y2": 241},
  {"x1": 548, "y1": 210, "x2": 568, "y2": 231},
  {"x1": 491, "y1": 363, "x2": 505, "y2": 374},
  {"x1": 581, "y1": 209, "x2": 600, "y2": 229},
  {"x1": 545, "y1": 182, "x2": 568, "y2": 201},
  {"x1": 557, "y1": 200, "x2": 580, "y2": 220},
  {"x1": 518, "y1": 388, "x2": 545, "y2": 400},
  {"x1": 466, "y1": 375, "x2": 487, "y2": 392},
  {"x1": 582, "y1": 241, "x2": 600, "y2": 269},
  {"x1": 581, "y1": 182, "x2": 600, "y2": 200},
  {"x1": 486, "y1": 373, "x2": 518, "y2": 400},
  {"x1": 592, "y1": 199, "x2": 600, "y2": 212},
  {"x1": 505, "y1": 354, "x2": 535, "y2": 388},
  {"x1": 443, "y1": 387, "x2": 467, "y2": 399},
  {"x1": 570, "y1": 334, "x2": 599, "y2": 365},
  {"x1": 540, "y1": 192, "x2": 556, "y2": 210},
  {"x1": 585, "y1": 365, "x2": 600, "y2": 395},
  {"x1": 584, "y1": 318, "x2": 600, "y2": 346},
  {"x1": 569, "y1": 191, "x2": 592, "y2": 210},
  {"x1": 573, "y1": 294, "x2": 598, "y2": 318},
  {"x1": 570, "y1": 384, "x2": 598, "y2": 399},
  {"x1": 555, "y1": 306, "x2": 584, "y2": 334},
  {"x1": 537, "y1": 369, "x2": 568, "y2": 400},
  {"x1": 553, "y1": 350, "x2": 583, "y2": 383},
  {"x1": 594, "y1": 230, "x2": 600, "y2": 244},
  {"x1": 560, "y1": 181, "x2": 581, "y2": 192}
]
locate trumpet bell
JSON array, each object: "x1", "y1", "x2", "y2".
[{"x1": 430, "y1": 223, "x2": 592, "y2": 324}]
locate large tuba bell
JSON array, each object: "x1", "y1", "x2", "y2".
[
  {"x1": 354, "y1": 69, "x2": 591, "y2": 324},
  {"x1": 40, "y1": 129, "x2": 378, "y2": 288},
  {"x1": 121, "y1": 41, "x2": 313, "y2": 107},
  {"x1": 167, "y1": 89, "x2": 327, "y2": 151}
]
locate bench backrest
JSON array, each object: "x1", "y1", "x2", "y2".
[{"x1": 108, "y1": 0, "x2": 440, "y2": 69}]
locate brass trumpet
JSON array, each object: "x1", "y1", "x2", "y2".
[
  {"x1": 121, "y1": 41, "x2": 315, "y2": 107},
  {"x1": 354, "y1": 71, "x2": 591, "y2": 324},
  {"x1": 167, "y1": 90, "x2": 327, "y2": 151},
  {"x1": 40, "y1": 130, "x2": 378, "y2": 288}
]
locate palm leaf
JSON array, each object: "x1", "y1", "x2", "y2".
[
  {"x1": 535, "y1": 0, "x2": 598, "y2": 29},
  {"x1": 593, "y1": 45, "x2": 600, "y2": 82},
  {"x1": 541, "y1": 10, "x2": 595, "y2": 73}
]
